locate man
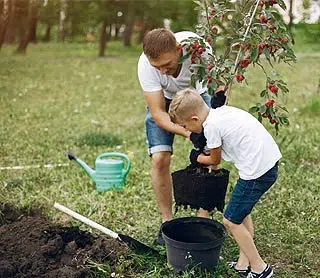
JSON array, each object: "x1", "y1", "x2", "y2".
[{"x1": 137, "y1": 28, "x2": 224, "y2": 244}]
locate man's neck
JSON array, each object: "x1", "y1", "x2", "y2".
[
  {"x1": 173, "y1": 63, "x2": 182, "y2": 78},
  {"x1": 172, "y1": 47, "x2": 183, "y2": 78}
]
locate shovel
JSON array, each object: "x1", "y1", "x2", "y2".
[{"x1": 54, "y1": 202, "x2": 158, "y2": 255}]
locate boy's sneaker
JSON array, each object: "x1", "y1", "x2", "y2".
[
  {"x1": 155, "y1": 224, "x2": 165, "y2": 246},
  {"x1": 228, "y1": 261, "x2": 250, "y2": 277},
  {"x1": 247, "y1": 264, "x2": 273, "y2": 278}
]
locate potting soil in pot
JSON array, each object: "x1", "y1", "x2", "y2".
[
  {"x1": 172, "y1": 165, "x2": 229, "y2": 212},
  {"x1": 0, "y1": 204, "x2": 128, "y2": 278}
]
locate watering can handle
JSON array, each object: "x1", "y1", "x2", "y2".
[{"x1": 97, "y1": 152, "x2": 131, "y2": 177}]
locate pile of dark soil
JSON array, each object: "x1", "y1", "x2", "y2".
[
  {"x1": 0, "y1": 204, "x2": 128, "y2": 278},
  {"x1": 172, "y1": 166, "x2": 230, "y2": 213}
]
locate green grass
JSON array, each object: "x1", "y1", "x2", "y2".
[{"x1": 0, "y1": 40, "x2": 319, "y2": 277}]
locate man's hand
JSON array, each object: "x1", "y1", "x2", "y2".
[
  {"x1": 189, "y1": 131, "x2": 207, "y2": 151},
  {"x1": 211, "y1": 90, "x2": 226, "y2": 109},
  {"x1": 189, "y1": 149, "x2": 202, "y2": 167}
]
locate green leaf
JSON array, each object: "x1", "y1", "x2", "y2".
[
  {"x1": 271, "y1": 10, "x2": 282, "y2": 21},
  {"x1": 260, "y1": 89, "x2": 268, "y2": 97},
  {"x1": 263, "y1": 47, "x2": 270, "y2": 59},
  {"x1": 277, "y1": 0, "x2": 287, "y2": 10},
  {"x1": 259, "y1": 105, "x2": 267, "y2": 114},
  {"x1": 251, "y1": 47, "x2": 259, "y2": 63},
  {"x1": 191, "y1": 64, "x2": 206, "y2": 68},
  {"x1": 277, "y1": 83, "x2": 289, "y2": 93},
  {"x1": 278, "y1": 105, "x2": 289, "y2": 113},
  {"x1": 179, "y1": 52, "x2": 191, "y2": 63},
  {"x1": 249, "y1": 106, "x2": 259, "y2": 113}
]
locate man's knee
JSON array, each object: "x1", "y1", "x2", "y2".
[{"x1": 151, "y1": 152, "x2": 171, "y2": 172}]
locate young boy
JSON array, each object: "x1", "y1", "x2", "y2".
[{"x1": 169, "y1": 89, "x2": 281, "y2": 278}]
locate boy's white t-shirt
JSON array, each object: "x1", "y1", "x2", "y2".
[
  {"x1": 203, "y1": 106, "x2": 282, "y2": 180},
  {"x1": 137, "y1": 31, "x2": 211, "y2": 99}
]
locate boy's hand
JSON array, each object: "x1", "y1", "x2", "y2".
[
  {"x1": 189, "y1": 131, "x2": 207, "y2": 151},
  {"x1": 211, "y1": 90, "x2": 226, "y2": 109},
  {"x1": 189, "y1": 149, "x2": 203, "y2": 167}
]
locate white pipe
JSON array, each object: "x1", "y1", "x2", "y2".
[
  {"x1": 54, "y1": 202, "x2": 119, "y2": 239},
  {"x1": 0, "y1": 163, "x2": 69, "y2": 170}
]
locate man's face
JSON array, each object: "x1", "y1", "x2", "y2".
[{"x1": 149, "y1": 47, "x2": 181, "y2": 76}]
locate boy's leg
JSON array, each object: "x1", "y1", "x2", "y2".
[
  {"x1": 235, "y1": 215, "x2": 254, "y2": 269},
  {"x1": 151, "y1": 152, "x2": 173, "y2": 223},
  {"x1": 224, "y1": 164, "x2": 278, "y2": 274},
  {"x1": 223, "y1": 217, "x2": 266, "y2": 273}
]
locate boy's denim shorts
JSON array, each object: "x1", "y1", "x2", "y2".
[
  {"x1": 224, "y1": 162, "x2": 279, "y2": 224},
  {"x1": 145, "y1": 93, "x2": 211, "y2": 155}
]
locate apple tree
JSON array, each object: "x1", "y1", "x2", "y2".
[{"x1": 181, "y1": 0, "x2": 296, "y2": 133}]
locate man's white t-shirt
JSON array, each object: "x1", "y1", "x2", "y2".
[
  {"x1": 137, "y1": 31, "x2": 211, "y2": 99},
  {"x1": 203, "y1": 106, "x2": 282, "y2": 180}
]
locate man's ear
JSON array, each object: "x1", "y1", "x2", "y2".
[{"x1": 176, "y1": 44, "x2": 182, "y2": 53}]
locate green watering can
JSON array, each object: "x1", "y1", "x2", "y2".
[{"x1": 68, "y1": 150, "x2": 131, "y2": 192}]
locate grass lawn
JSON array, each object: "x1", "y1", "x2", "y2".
[{"x1": 0, "y1": 39, "x2": 319, "y2": 278}]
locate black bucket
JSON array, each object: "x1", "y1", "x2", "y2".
[{"x1": 162, "y1": 217, "x2": 226, "y2": 272}]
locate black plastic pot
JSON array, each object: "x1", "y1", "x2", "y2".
[{"x1": 162, "y1": 217, "x2": 226, "y2": 273}]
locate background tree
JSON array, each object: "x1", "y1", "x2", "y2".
[
  {"x1": 38, "y1": 0, "x2": 60, "y2": 42},
  {"x1": 0, "y1": 0, "x2": 11, "y2": 50}
]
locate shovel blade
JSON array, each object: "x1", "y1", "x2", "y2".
[{"x1": 118, "y1": 233, "x2": 158, "y2": 255}]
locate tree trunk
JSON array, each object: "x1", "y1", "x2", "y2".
[
  {"x1": 99, "y1": 18, "x2": 108, "y2": 57},
  {"x1": 288, "y1": 0, "x2": 294, "y2": 31},
  {"x1": 29, "y1": 2, "x2": 38, "y2": 43},
  {"x1": 123, "y1": 23, "x2": 133, "y2": 46},
  {"x1": 16, "y1": 0, "x2": 37, "y2": 53},
  {"x1": 123, "y1": 2, "x2": 135, "y2": 47},
  {"x1": 15, "y1": 0, "x2": 29, "y2": 53},
  {"x1": 43, "y1": 23, "x2": 51, "y2": 42},
  {"x1": 0, "y1": 0, "x2": 10, "y2": 49},
  {"x1": 59, "y1": 0, "x2": 67, "y2": 42},
  {"x1": 4, "y1": 0, "x2": 16, "y2": 43}
]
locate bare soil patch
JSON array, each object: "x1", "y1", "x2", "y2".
[{"x1": 0, "y1": 204, "x2": 128, "y2": 278}]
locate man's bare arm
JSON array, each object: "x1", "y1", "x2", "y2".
[{"x1": 144, "y1": 90, "x2": 191, "y2": 137}]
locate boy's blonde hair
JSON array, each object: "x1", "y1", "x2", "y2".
[
  {"x1": 143, "y1": 28, "x2": 177, "y2": 59},
  {"x1": 169, "y1": 89, "x2": 207, "y2": 123}
]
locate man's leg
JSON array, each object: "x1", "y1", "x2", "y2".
[
  {"x1": 151, "y1": 152, "x2": 173, "y2": 223},
  {"x1": 223, "y1": 217, "x2": 266, "y2": 274},
  {"x1": 197, "y1": 208, "x2": 210, "y2": 218}
]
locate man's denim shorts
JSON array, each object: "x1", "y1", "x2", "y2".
[
  {"x1": 224, "y1": 162, "x2": 279, "y2": 224},
  {"x1": 145, "y1": 93, "x2": 211, "y2": 155}
]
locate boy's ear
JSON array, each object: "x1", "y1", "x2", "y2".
[{"x1": 191, "y1": 115, "x2": 200, "y2": 121}]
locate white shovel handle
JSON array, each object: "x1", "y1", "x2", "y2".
[{"x1": 54, "y1": 202, "x2": 119, "y2": 239}]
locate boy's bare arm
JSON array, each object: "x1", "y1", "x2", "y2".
[{"x1": 198, "y1": 147, "x2": 221, "y2": 166}]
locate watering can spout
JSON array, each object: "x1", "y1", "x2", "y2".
[{"x1": 68, "y1": 150, "x2": 96, "y2": 179}]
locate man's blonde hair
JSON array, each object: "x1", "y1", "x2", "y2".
[
  {"x1": 169, "y1": 89, "x2": 207, "y2": 123},
  {"x1": 143, "y1": 28, "x2": 177, "y2": 59}
]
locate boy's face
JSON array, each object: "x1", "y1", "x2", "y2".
[
  {"x1": 149, "y1": 45, "x2": 182, "y2": 76},
  {"x1": 178, "y1": 117, "x2": 203, "y2": 134}
]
